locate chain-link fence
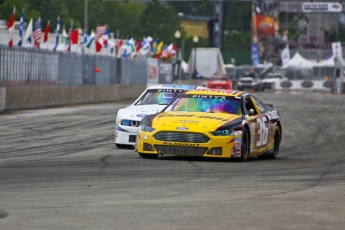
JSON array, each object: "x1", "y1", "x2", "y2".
[
  {"x1": 226, "y1": 65, "x2": 336, "y2": 81},
  {"x1": 0, "y1": 45, "x2": 147, "y2": 87}
]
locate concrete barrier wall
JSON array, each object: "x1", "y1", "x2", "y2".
[{"x1": 3, "y1": 84, "x2": 146, "y2": 111}]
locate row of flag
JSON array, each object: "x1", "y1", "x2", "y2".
[{"x1": 6, "y1": 6, "x2": 177, "y2": 60}]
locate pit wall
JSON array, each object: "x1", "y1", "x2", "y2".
[{"x1": 1, "y1": 84, "x2": 146, "y2": 112}]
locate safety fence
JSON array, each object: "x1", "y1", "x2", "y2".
[
  {"x1": 225, "y1": 65, "x2": 336, "y2": 81},
  {"x1": 0, "y1": 45, "x2": 147, "y2": 87}
]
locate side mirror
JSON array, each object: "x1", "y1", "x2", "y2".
[{"x1": 249, "y1": 109, "x2": 254, "y2": 115}]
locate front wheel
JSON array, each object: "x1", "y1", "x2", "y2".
[
  {"x1": 138, "y1": 153, "x2": 158, "y2": 159},
  {"x1": 240, "y1": 127, "x2": 250, "y2": 162}
]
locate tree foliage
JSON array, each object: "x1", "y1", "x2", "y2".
[{"x1": 0, "y1": 0, "x2": 252, "y2": 55}]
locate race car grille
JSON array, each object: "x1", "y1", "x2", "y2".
[
  {"x1": 154, "y1": 145, "x2": 207, "y2": 156},
  {"x1": 153, "y1": 132, "x2": 210, "y2": 143},
  {"x1": 241, "y1": 80, "x2": 252, "y2": 84}
]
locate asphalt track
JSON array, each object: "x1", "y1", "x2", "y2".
[{"x1": 0, "y1": 91, "x2": 345, "y2": 230}]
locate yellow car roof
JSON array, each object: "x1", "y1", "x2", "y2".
[{"x1": 185, "y1": 89, "x2": 245, "y2": 97}]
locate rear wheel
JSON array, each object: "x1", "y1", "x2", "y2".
[
  {"x1": 139, "y1": 153, "x2": 158, "y2": 159},
  {"x1": 265, "y1": 126, "x2": 281, "y2": 159},
  {"x1": 240, "y1": 127, "x2": 250, "y2": 162}
]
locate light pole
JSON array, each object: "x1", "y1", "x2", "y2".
[
  {"x1": 174, "y1": 30, "x2": 181, "y2": 83},
  {"x1": 193, "y1": 35, "x2": 199, "y2": 79}
]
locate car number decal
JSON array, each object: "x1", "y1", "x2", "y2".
[{"x1": 256, "y1": 117, "x2": 268, "y2": 147}]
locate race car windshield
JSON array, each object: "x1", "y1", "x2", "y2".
[
  {"x1": 164, "y1": 95, "x2": 242, "y2": 115},
  {"x1": 135, "y1": 89, "x2": 186, "y2": 105}
]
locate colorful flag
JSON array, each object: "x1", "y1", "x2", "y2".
[
  {"x1": 53, "y1": 16, "x2": 60, "y2": 51},
  {"x1": 86, "y1": 31, "x2": 95, "y2": 48},
  {"x1": 79, "y1": 30, "x2": 89, "y2": 45},
  {"x1": 151, "y1": 39, "x2": 159, "y2": 53},
  {"x1": 140, "y1": 36, "x2": 153, "y2": 56},
  {"x1": 71, "y1": 29, "x2": 79, "y2": 44},
  {"x1": 122, "y1": 38, "x2": 135, "y2": 58},
  {"x1": 95, "y1": 40, "x2": 102, "y2": 53},
  {"x1": 61, "y1": 27, "x2": 68, "y2": 45},
  {"x1": 33, "y1": 18, "x2": 42, "y2": 48},
  {"x1": 101, "y1": 28, "x2": 110, "y2": 47},
  {"x1": 24, "y1": 18, "x2": 33, "y2": 45},
  {"x1": 67, "y1": 20, "x2": 73, "y2": 51},
  {"x1": 7, "y1": 6, "x2": 15, "y2": 47},
  {"x1": 135, "y1": 39, "x2": 141, "y2": 52},
  {"x1": 95, "y1": 25, "x2": 107, "y2": 40},
  {"x1": 115, "y1": 38, "x2": 123, "y2": 55},
  {"x1": 18, "y1": 9, "x2": 24, "y2": 46},
  {"x1": 153, "y1": 41, "x2": 164, "y2": 58},
  {"x1": 43, "y1": 20, "x2": 50, "y2": 43}
]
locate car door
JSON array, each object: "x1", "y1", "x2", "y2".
[{"x1": 244, "y1": 95, "x2": 270, "y2": 154}]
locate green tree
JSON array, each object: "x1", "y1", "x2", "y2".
[{"x1": 138, "y1": 2, "x2": 177, "y2": 43}]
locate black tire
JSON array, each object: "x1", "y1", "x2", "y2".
[
  {"x1": 116, "y1": 144, "x2": 133, "y2": 149},
  {"x1": 240, "y1": 127, "x2": 250, "y2": 162},
  {"x1": 265, "y1": 126, "x2": 281, "y2": 159},
  {"x1": 138, "y1": 153, "x2": 158, "y2": 159}
]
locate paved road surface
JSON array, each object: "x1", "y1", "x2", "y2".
[{"x1": 0, "y1": 92, "x2": 345, "y2": 230}]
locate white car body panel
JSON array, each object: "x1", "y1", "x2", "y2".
[{"x1": 114, "y1": 84, "x2": 207, "y2": 147}]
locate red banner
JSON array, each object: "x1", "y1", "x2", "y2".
[{"x1": 254, "y1": 13, "x2": 278, "y2": 38}]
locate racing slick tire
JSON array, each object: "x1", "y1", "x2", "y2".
[
  {"x1": 240, "y1": 127, "x2": 250, "y2": 162},
  {"x1": 138, "y1": 153, "x2": 158, "y2": 159},
  {"x1": 116, "y1": 144, "x2": 134, "y2": 149},
  {"x1": 265, "y1": 126, "x2": 281, "y2": 159}
]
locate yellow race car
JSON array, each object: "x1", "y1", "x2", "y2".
[{"x1": 135, "y1": 89, "x2": 282, "y2": 161}]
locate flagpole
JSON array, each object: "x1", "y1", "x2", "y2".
[
  {"x1": 10, "y1": 7, "x2": 15, "y2": 47},
  {"x1": 46, "y1": 20, "x2": 50, "y2": 50}
]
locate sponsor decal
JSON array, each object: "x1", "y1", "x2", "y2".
[
  {"x1": 173, "y1": 119, "x2": 200, "y2": 124},
  {"x1": 266, "y1": 110, "x2": 279, "y2": 120},
  {"x1": 192, "y1": 95, "x2": 226, "y2": 99},
  {"x1": 163, "y1": 142, "x2": 200, "y2": 147},
  {"x1": 231, "y1": 148, "x2": 235, "y2": 156},
  {"x1": 143, "y1": 134, "x2": 148, "y2": 140},
  {"x1": 176, "y1": 127, "x2": 189, "y2": 130},
  {"x1": 233, "y1": 131, "x2": 242, "y2": 136},
  {"x1": 234, "y1": 142, "x2": 241, "y2": 147},
  {"x1": 234, "y1": 138, "x2": 241, "y2": 142},
  {"x1": 302, "y1": 2, "x2": 342, "y2": 13},
  {"x1": 136, "y1": 114, "x2": 147, "y2": 117},
  {"x1": 159, "y1": 113, "x2": 229, "y2": 122},
  {"x1": 158, "y1": 89, "x2": 188, "y2": 93}
]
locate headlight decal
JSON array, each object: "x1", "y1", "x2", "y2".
[
  {"x1": 115, "y1": 125, "x2": 129, "y2": 132},
  {"x1": 141, "y1": 125, "x2": 155, "y2": 132},
  {"x1": 121, "y1": 119, "x2": 140, "y2": 127}
]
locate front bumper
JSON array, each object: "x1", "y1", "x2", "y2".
[
  {"x1": 136, "y1": 130, "x2": 243, "y2": 158},
  {"x1": 114, "y1": 125, "x2": 138, "y2": 146}
]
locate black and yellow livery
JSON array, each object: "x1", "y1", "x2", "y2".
[{"x1": 135, "y1": 89, "x2": 282, "y2": 161}]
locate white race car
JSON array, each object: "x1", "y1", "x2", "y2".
[{"x1": 114, "y1": 84, "x2": 206, "y2": 148}]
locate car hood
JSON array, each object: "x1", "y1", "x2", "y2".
[
  {"x1": 118, "y1": 104, "x2": 167, "y2": 120},
  {"x1": 151, "y1": 111, "x2": 242, "y2": 132}
]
